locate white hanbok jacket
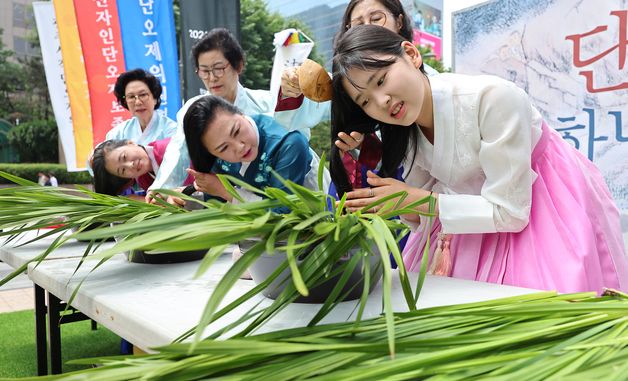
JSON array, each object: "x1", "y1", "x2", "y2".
[
  {"x1": 105, "y1": 110, "x2": 177, "y2": 146},
  {"x1": 403, "y1": 73, "x2": 543, "y2": 235}
]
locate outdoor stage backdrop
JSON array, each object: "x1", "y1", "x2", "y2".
[
  {"x1": 34, "y1": 0, "x2": 181, "y2": 171},
  {"x1": 453, "y1": 0, "x2": 628, "y2": 229}
]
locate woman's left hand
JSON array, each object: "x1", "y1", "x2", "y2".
[
  {"x1": 187, "y1": 168, "x2": 232, "y2": 202},
  {"x1": 343, "y1": 171, "x2": 435, "y2": 216},
  {"x1": 335, "y1": 131, "x2": 365, "y2": 153}
]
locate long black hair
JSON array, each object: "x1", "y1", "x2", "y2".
[
  {"x1": 331, "y1": 25, "x2": 421, "y2": 196},
  {"x1": 90, "y1": 139, "x2": 136, "y2": 195},
  {"x1": 183, "y1": 95, "x2": 242, "y2": 173}
]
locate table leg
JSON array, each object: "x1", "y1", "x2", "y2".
[
  {"x1": 34, "y1": 284, "x2": 48, "y2": 376},
  {"x1": 47, "y1": 292, "x2": 62, "y2": 374}
]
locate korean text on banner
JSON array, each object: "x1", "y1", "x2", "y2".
[
  {"x1": 73, "y1": 0, "x2": 130, "y2": 146},
  {"x1": 452, "y1": 0, "x2": 628, "y2": 226},
  {"x1": 116, "y1": 0, "x2": 181, "y2": 120},
  {"x1": 33, "y1": 2, "x2": 78, "y2": 170},
  {"x1": 52, "y1": 0, "x2": 93, "y2": 170}
]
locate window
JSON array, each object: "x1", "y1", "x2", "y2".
[{"x1": 13, "y1": 3, "x2": 26, "y2": 28}]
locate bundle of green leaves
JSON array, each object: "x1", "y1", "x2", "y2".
[
  {"x1": 0, "y1": 169, "x2": 435, "y2": 353},
  {"x1": 13, "y1": 291, "x2": 628, "y2": 380}
]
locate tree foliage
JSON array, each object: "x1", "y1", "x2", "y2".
[
  {"x1": 0, "y1": 27, "x2": 52, "y2": 124},
  {"x1": 418, "y1": 45, "x2": 447, "y2": 73},
  {"x1": 16, "y1": 54, "x2": 51, "y2": 120},
  {"x1": 7, "y1": 119, "x2": 58, "y2": 163},
  {"x1": 239, "y1": 0, "x2": 322, "y2": 90},
  {"x1": 0, "y1": 29, "x2": 24, "y2": 122}
]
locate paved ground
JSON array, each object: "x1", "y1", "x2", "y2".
[{"x1": 0, "y1": 261, "x2": 34, "y2": 313}]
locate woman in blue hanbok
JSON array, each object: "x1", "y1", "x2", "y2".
[
  {"x1": 150, "y1": 28, "x2": 329, "y2": 194},
  {"x1": 171, "y1": 95, "x2": 328, "y2": 209}
]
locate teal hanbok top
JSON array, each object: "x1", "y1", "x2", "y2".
[{"x1": 150, "y1": 82, "x2": 330, "y2": 191}]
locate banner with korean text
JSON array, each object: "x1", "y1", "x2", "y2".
[
  {"x1": 453, "y1": 0, "x2": 628, "y2": 230},
  {"x1": 73, "y1": 0, "x2": 129, "y2": 145},
  {"x1": 117, "y1": 0, "x2": 181, "y2": 120},
  {"x1": 42, "y1": 0, "x2": 180, "y2": 170},
  {"x1": 51, "y1": 0, "x2": 94, "y2": 171},
  {"x1": 33, "y1": 2, "x2": 78, "y2": 170}
]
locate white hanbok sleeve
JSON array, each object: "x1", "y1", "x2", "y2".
[
  {"x1": 149, "y1": 97, "x2": 200, "y2": 190},
  {"x1": 161, "y1": 114, "x2": 178, "y2": 138},
  {"x1": 438, "y1": 82, "x2": 537, "y2": 234},
  {"x1": 400, "y1": 158, "x2": 439, "y2": 231}
]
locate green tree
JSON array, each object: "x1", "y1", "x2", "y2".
[
  {"x1": 240, "y1": 0, "x2": 322, "y2": 90},
  {"x1": 0, "y1": 22, "x2": 52, "y2": 123},
  {"x1": 7, "y1": 119, "x2": 58, "y2": 163},
  {"x1": 418, "y1": 45, "x2": 447, "y2": 73},
  {"x1": 18, "y1": 25, "x2": 53, "y2": 121},
  {"x1": 309, "y1": 120, "x2": 331, "y2": 160},
  {"x1": 18, "y1": 13, "x2": 53, "y2": 121},
  {"x1": 0, "y1": 29, "x2": 25, "y2": 121}
]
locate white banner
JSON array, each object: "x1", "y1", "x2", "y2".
[
  {"x1": 33, "y1": 2, "x2": 78, "y2": 171},
  {"x1": 269, "y1": 29, "x2": 314, "y2": 111},
  {"x1": 453, "y1": 0, "x2": 628, "y2": 230}
]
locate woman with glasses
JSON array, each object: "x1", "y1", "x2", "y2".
[
  {"x1": 107, "y1": 68, "x2": 177, "y2": 145},
  {"x1": 149, "y1": 28, "x2": 330, "y2": 196}
]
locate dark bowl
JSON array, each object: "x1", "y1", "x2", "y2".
[
  {"x1": 240, "y1": 239, "x2": 382, "y2": 304},
  {"x1": 110, "y1": 214, "x2": 208, "y2": 264},
  {"x1": 71, "y1": 223, "x2": 115, "y2": 242},
  {"x1": 124, "y1": 249, "x2": 208, "y2": 264}
]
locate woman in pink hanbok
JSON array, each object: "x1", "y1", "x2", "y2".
[{"x1": 330, "y1": 25, "x2": 627, "y2": 294}]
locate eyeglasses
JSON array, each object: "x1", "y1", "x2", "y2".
[
  {"x1": 124, "y1": 92, "x2": 151, "y2": 103},
  {"x1": 347, "y1": 10, "x2": 388, "y2": 29},
  {"x1": 196, "y1": 63, "x2": 230, "y2": 80}
]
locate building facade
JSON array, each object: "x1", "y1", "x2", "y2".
[{"x1": 0, "y1": 0, "x2": 38, "y2": 59}]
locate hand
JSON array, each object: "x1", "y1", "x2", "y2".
[
  {"x1": 166, "y1": 186, "x2": 187, "y2": 208},
  {"x1": 187, "y1": 168, "x2": 232, "y2": 201},
  {"x1": 146, "y1": 188, "x2": 185, "y2": 207},
  {"x1": 335, "y1": 131, "x2": 365, "y2": 153},
  {"x1": 342, "y1": 171, "x2": 436, "y2": 218},
  {"x1": 280, "y1": 66, "x2": 302, "y2": 98},
  {"x1": 145, "y1": 190, "x2": 164, "y2": 204}
]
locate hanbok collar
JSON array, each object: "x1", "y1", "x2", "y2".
[
  {"x1": 234, "y1": 82, "x2": 270, "y2": 114},
  {"x1": 233, "y1": 82, "x2": 252, "y2": 111},
  {"x1": 145, "y1": 144, "x2": 159, "y2": 176},
  {"x1": 239, "y1": 115, "x2": 260, "y2": 176},
  {"x1": 427, "y1": 75, "x2": 455, "y2": 185},
  {"x1": 139, "y1": 110, "x2": 159, "y2": 138}
]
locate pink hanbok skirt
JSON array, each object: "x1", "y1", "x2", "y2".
[{"x1": 402, "y1": 122, "x2": 628, "y2": 294}]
